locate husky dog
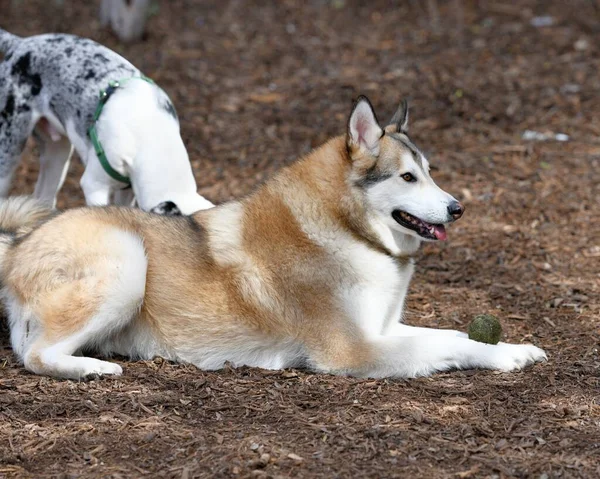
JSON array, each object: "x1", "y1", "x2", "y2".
[
  {"x1": 0, "y1": 28, "x2": 213, "y2": 214},
  {"x1": 0, "y1": 96, "x2": 546, "y2": 380}
]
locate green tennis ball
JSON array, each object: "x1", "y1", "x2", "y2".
[{"x1": 468, "y1": 314, "x2": 502, "y2": 344}]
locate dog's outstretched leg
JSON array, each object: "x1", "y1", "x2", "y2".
[
  {"x1": 32, "y1": 130, "x2": 73, "y2": 207},
  {"x1": 309, "y1": 327, "x2": 546, "y2": 379},
  {"x1": 13, "y1": 229, "x2": 147, "y2": 379},
  {"x1": 363, "y1": 335, "x2": 546, "y2": 378}
]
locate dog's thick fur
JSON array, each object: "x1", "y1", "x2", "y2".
[
  {"x1": 0, "y1": 28, "x2": 212, "y2": 214},
  {"x1": 0, "y1": 97, "x2": 547, "y2": 380}
]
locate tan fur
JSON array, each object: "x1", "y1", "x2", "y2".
[
  {"x1": 0, "y1": 197, "x2": 55, "y2": 273},
  {"x1": 0, "y1": 196, "x2": 54, "y2": 232}
]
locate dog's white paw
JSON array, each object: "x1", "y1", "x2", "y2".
[
  {"x1": 492, "y1": 343, "x2": 547, "y2": 372},
  {"x1": 75, "y1": 358, "x2": 123, "y2": 379},
  {"x1": 95, "y1": 361, "x2": 123, "y2": 376}
]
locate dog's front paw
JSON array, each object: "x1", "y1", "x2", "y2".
[{"x1": 492, "y1": 343, "x2": 547, "y2": 372}]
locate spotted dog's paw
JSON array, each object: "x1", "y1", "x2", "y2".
[{"x1": 150, "y1": 201, "x2": 181, "y2": 216}]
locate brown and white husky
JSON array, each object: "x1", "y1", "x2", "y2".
[{"x1": 0, "y1": 96, "x2": 546, "y2": 380}]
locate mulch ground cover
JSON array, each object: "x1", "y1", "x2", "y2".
[{"x1": 0, "y1": 1, "x2": 598, "y2": 477}]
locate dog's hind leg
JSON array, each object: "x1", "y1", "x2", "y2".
[
  {"x1": 15, "y1": 229, "x2": 148, "y2": 379},
  {"x1": 0, "y1": 128, "x2": 29, "y2": 197},
  {"x1": 0, "y1": 87, "x2": 35, "y2": 196},
  {"x1": 32, "y1": 125, "x2": 73, "y2": 207},
  {"x1": 24, "y1": 329, "x2": 125, "y2": 380}
]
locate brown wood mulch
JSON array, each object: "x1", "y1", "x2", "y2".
[{"x1": 0, "y1": 1, "x2": 598, "y2": 477}]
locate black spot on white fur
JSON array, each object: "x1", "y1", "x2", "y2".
[
  {"x1": 151, "y1": 201, "x2": 181, "y2": 216},
  {"x1": 1, "y1": 94, "x2": 15, "y2": 122},
  {"x1": 1, "y1": 32, "x2": 139, "y2": 144},
  {"x1": 161, "y1": 99, "x2": 178, "y2": 120},
  {"x1": 11, "y1": 52, "x2": 42, "y2": 96}
]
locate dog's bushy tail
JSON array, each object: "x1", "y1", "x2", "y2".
[
  {"x1": 0, "y1": 197, "x2": 54, "y2": 273},
  {"x1": 0, "y1": 28, "x2": 20, "y2": 53}
]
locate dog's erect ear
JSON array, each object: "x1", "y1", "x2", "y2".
[
  {"x1": 389, "y1": 99, "x2": 409, "y2": 133},
  {"x1": 347, "y1": 96, "x2": 383, "y2": 157}
]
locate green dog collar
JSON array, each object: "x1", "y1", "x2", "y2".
[{"x1": 87, "y1": 75, "x2": 155, "y2": 185}]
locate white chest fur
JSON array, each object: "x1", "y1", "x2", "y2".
[{"x1": 335, "y1": 236, "x2": 415, "y2": 338}]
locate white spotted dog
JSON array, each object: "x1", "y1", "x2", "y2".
[
  {"x1": 0, "y1": 28, "x2": 213, "y2": 215},
  {"x1": 0, "y1": 96, "x2": 546, "y2": 380}
]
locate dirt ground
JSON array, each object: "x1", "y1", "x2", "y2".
[{"x1": 0, "y1": 1, "x2": 599, "y2": 477}]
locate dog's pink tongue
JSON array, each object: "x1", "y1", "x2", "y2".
[{"x1": 433, "y1": 225, "x2": 447, "y2": 241}]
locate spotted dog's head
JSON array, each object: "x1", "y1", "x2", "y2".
[
  {"x1": 150, "y1": 201, "x2": 182, "y2": 216},
  {"x1": 347, "y1": 96, "x2": 464, "y2": 242}
]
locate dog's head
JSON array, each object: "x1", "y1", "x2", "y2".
[{"x1": 347, "y1": 96, "x2": 463, "y2": 242}]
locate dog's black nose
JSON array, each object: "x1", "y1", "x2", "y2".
[{"x1": 447, "y1": 201, "x2": 464, "y2": 220}]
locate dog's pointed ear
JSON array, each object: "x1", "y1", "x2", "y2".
[
  {"x1": 389, "y1": 99, "x2": 409, "y2": 133},
  {"x1": 347, "y1": 96, "x2": 383, "y2": 157}
]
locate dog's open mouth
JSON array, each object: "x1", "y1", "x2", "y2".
[{"x1": 392, "y1": 210, "x2": 447, "y2": 241}]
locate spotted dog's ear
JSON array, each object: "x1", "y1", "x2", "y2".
[
  {"x1": 347, "y1": 95, "x2": 384, "y2": 157},
  {"x1": 150, "y1": 201, "x2": 182, "y2": 216},
  {"x1": 389, "y1": 99, "x2": 409, "y2": 133}
]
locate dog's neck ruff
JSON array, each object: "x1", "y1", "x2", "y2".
[{"x1": 87, "y1": 75, "x2": 155, "y2": 186}]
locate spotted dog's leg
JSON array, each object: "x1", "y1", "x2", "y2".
[
  {"x1": 32, "y1": 122, "x2": 73, "y2": 207},
  {"x1": 0, "y1": 90, "x2": 33, "y2": 197}
]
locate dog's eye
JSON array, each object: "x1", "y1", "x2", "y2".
[{"x1": 401, "y1": 172, "x2": 416, "y2": 182}]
